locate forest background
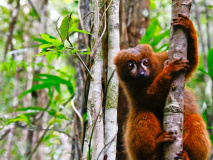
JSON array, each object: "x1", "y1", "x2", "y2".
[{"x1": 0, "y1": 0, "x2": 213, "y2": 159}]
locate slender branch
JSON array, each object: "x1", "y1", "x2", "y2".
[
  {"x1": 75, "y1": 52, "x2": 93, "y2": 79},
  {"x1": 83, "y1": 11, "x2": 95, "y2": 20},
  {"x1": 97, "y1": 130, "x2": 117, "y2": 159},
  {"x1": 66, "y1": 35, "x2": 93, "y2": 79},
  {"x1": 56, "y1": 17, "x2": 64, "y2": 45},
  {"x1": 27, "y1": 94, "x2": 74, "y2": 160},
  {"x1": 28, "y1": 128, "x2": 72, "y2": 139},
  {"x1": 27, "y1": 123, "x2": 52, "y2": 160},
  {"x1": 0, "y1": 129, "x2": 10, "y2": 141}
]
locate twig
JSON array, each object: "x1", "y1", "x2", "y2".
[
  {"x1": 0, "y1": 129, "x2": 10, "y2": 141},
  {"x1": 35, "y1": 101, "x2": 51, "y2": 121},
  {"x1": 56, "y1": 17, "x2": 64, "y2": 45},
  {"x1": 66, "y1": 33, "x2": 93, "y2": 78},
  {"x1": 28, "y1": 128, "x2": 72, "y2": 139},
  {"x1": 106, "y1": 70, "x2": 115, "y2": 91},
  {"x1": 83, "y1": 11, "x2": 95, "y2": 20},
  {"x1": 27, "y1": 123, "x2": 52, "y2": 160},
  {"x1": 76, "y1": 52, "x2": 93, "y2": 79},
  {"x1": 27, "y1": 94, "x2": 74, "y2": 160},
  {"x1": 97, "y1": 130, "x2": 118, "y2": 159}
]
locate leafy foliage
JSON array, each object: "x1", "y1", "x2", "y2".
[
  {"x1": 139, "y1": 19, "x2": 170, "y2": 52},
  {"x1": 207, "y1": 48, "x2": 213, "y2": 80},
  {"x1": 36, "y1": 14, "x2": 91, "y2": 64}
]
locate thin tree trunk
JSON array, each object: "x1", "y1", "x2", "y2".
[
  {"x1": 104, "y1": 0, "x2": 120, "y2": 159},
  {"x1": 163, "y1": 0, "x2": 191, "y2": 159},
  {"x1": 25, "y1": 1, "x2": 48, "y2": 159},
  {"x1": 192, "y1": 0, "x2": 207, "y2": 69},
  {"x1": 6, "y1": 63, "x2": 20, "y2": 160},
  {"x1": 82, "y1": 0, "x2": 105, "y2": 159},
  {"x1": 126, "y1": 0, "x2": 150, "y2": 47},
  {"x1": 119, "y1": 0, "x2": 129, "y2": 49},
  {"x1": 204, "y1": 0, "x2": 211, "y2": 51},
  {"x1": 3, "y1": 0, "x2": 20, "y2": 61}
]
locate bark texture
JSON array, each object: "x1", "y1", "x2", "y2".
[
  {"x1": 163, "y1": 0, "x2": 191, "y2": 159},
  {"x1": 82, "y1": 0, "x2": 104, "y2": 159},
  {"x1": 104, "y1": 0, "x2": 120, "y2": 159}
]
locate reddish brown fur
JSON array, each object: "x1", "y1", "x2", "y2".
[{"x1": 114, "y1": 14, "x2": 211, "y2": 160}]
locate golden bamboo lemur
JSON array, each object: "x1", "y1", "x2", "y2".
[{"x1": 114, "y1": 14, "x2": 211, "y2": 160}]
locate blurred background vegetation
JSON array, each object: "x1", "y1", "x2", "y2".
[{"x1": 0, "y1": 0, "x2": 213, "y2": 159}]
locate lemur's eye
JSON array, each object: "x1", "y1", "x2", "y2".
[
  {"x1": 143, "y1": 59, "x2": 150, "y2": 66},
  {"x1": 127, "y1": 62, "x2": 135, "y2": 70}
]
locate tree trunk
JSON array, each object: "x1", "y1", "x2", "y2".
[
  {"x1": 6, "y1": 63, "x2": 20, "y2": 160},
  {"x1": 125, "y1": 0, "x2": 150, "y2": 47},
  {"x1": 163, "y1": 0, "x2": 191, "y2": 159},
  {"x1": 82, "y1": 0, "x2": 105, "y2": 159},
  {"x1": 104, "y1": 0, "x2": 120, "y2": 159},
  {"x1": 25, "y1": 1, "x2": 48, "y2": 159},
  {"x1": 3, "y1": 0, "x2": 20, "y2": 61}
]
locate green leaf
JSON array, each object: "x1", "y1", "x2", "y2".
[
  {"x1": 39, "y1": 44, "x2": 53, "y2": 49},
  {"x1": 68, "y1": 27, "x2": 91, "y2": 35},
  {"x1": 46, "y1": 52, "x2": 57, "y2": 64},
  {"x1": 55, "y1": 84, "x2": 61, "y2": 94},
  {"x1": 71, "y1": 49, "x2": 81, "y2": 54},
  {"x1": 140, "y1": 20, "x2": 158, "y2": 44},
  {"x1": 198, "y1": 68, "x2": 208, "y2": 75},
  {"x1": 35, "y1": 51, "x2": 55, "y2": 57},
  {"x1": 47, "y1": 109, "x2": 56, "y2": 116},
  {"x1": 210, "y1": 134, "x2": 213, "y2": 146},
  {"x1": 56, "y1": 112, "x2": 68, "y2": 120},
  {"x1": 16, "y1": 106, "x2": 46, "y2": 111},
  {"x1": 8, "y1": 114, "x2": 30, "y2": 125},
  {"x1": 150, "y1": 29, "x2": 170, "y2": 47},
  {"x1": 150, "y1": 0, "x2": 156, "y2": 9},
  {"x1": 83, "y1": 113, "x2": 87, "y2": 122},
  {"x1": 59, "y1": 16, "x2": 70, "y2": 43},
  {"x1": 40, "y1": 34, "x2": 52, "y2": 42},
  {"x1": 155, "y1": 43, "x2": 169, "y2": 52},
  {"x1": 80, "y1": 51, "x2": 91, "y2": 55},
  {"x1": 51, "y1": 39, "x2": 62, "y2": 48},
  {"x1": 207, "y1": 48, "x2": 213, "y2": 80},
  {"x1": 37, "y1": 74, "x2": 68, "y2": 84},
  {"x1": 33, "y1": 38, "x2": 49, "y2": 44},
  {"x1": 19, "y1": 82, "x2": 52, "y2": 98}
]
